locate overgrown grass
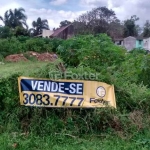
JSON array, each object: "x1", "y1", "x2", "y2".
[
  {"x1": 0, "y1": 61, "x2": 49, "y2": 78},
  {"x1": 0, "y1": 61, "x2": 150, "y2": 150},
  {"x1": 0, "y1": 131, "x2": 150, "y2": 150}
]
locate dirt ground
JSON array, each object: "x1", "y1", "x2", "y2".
[{"x1": 5, "y1": 51, "x2": 58, "y2": 62}]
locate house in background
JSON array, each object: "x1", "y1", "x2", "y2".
[
  {"x1": 143, "y1": 37, "x2": 150, "y2": 51},
  {"x1": 35, "y1": 29, "x2": 54, "y2": 38},
  {"x1": 136, "y1": 37, "x2": 143, "y2": 49},
  {"x1": 114, "y1": 36, "x2": 145, "y2": 51},
  {"x1": 42, "y1": 29, "x2": 54, "y2": 38},
  {"x1": 35, "y1": 24, "x2": 74, "y2": 40},
  {"x1": 124, "y1": 36, "x2": 136, "y2": 51},
  {"x1": 114, "y1": 38, "x2": 124, "y2": 46},
  {"x1": 50, "y1": 24, "x2": 74, "y2": 39}
]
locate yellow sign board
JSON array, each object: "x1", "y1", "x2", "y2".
[{"x1": 18, "y1": 76, "x2": 116, "y2": 108}]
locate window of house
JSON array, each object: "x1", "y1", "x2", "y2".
[
  {"x1": 119, "y1": 41, "x2": 122, "y2": 45},
  {"x1": 116, "y1": 41, "x2": 122, "y2": 45}
]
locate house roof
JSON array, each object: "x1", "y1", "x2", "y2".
[
  {"x1": 136, "y1": 36, "x2": 143, "y2": 40},
  {"x1": 124, "y1": 36, "x2": 136, "y2": 39},
  {"x1": 51, "y1": 24, "x2": 72, "y2": 37},
  {"x1": 34, "y1": 34, "x2": 42, "y2": 37},
  {"x1": 114, "y1": 38, "x2": 124, "y2": 41},
  {"x1": 115, "y1": 36, "x2": 144, "y2": 40},
  {"x1": 123, "y1": 35, "x2": 144, "y2": 40}
]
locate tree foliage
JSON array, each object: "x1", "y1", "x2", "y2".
[
  {"x1": 60, "y1": 20, "x2": 71, "y2": 27},
  {"x1": 123, "y1": 15, "x2": 139, "y2": 37},
  {"x1": 0, "y1": 8, "x2": 27, "y2": 29},
  {"x1": 143, "y1": 20, "x2": 150, "y2": 38},
  {"x1": 29, "y1": 17, "x2": 49, "y2": 36},
  {"x1": 0, "y1": 26, "x2": 13, "y2": 38},
  {"x1": 74, "y1": 6, "x2": 123, "y2": 38}
]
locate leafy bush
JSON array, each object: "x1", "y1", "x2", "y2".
[
  {"x1": 138, "y1": 54, "x2": 150, "y2": 88},
  {"x1": 0, "y1": 36, "x2": 63, "y2": 57},
  {"x1": 57, "y1": 34, "x2": 126, "y2": 69},
  {"x1": 0, "y1": 26, "x2": 13, "y2": 38},
  {"x1": 129, "y1": 48, "x2": 148, "y2": 55}
]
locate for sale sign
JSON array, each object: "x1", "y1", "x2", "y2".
[{"x1": 18, "y1": 76, "x2": 116, "y2": 108}]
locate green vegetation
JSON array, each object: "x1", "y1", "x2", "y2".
[
  {"x1": 1, "y1": 132, "x2": 150, "y2": 150},
  {"x1": 29, "y1": 17, "x2": 49, "y2": 36},
  {"x1": 0, "y1": 61, "x2": 49, "y2": 78},
  {"x1": 0, "y1": 34, "x2": 150, "y2": 149},
  {"x1": 0, "y1": 36, "x2": 63, "y2": 57}
]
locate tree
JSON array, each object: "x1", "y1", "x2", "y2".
[
  {"x1": 0, "y1": 11, "x2": 11, "y2": 27},
  {"x1": 60, "y1": 20, "x2": 71, "y2": 27},
  {"x1": 0, "y1": 26, "x2": 13, "y2": 38},
  {"x1": 74, "y1": 6, "x2": 119, "y2": 36},
  {"x1": 73, "y1": 20, "x2": 89, "y2": 35},
  {"x1": 143, "y1": 20, "x2": 150, "y2": 38},
  {"x1": 109, "y1": 19, "x2": 124, "y2": 39},
  {"x1": 13, "y1": 26, "x2": 29, "y2": 36},
  {"x1": 123, "y1": 15, "x2": 139, "y2": 37},
  {"x1": 0, "y1": 8, "x2": 27, "y2": 29},
  {"x1": 29, "y1": 17, "x2": 49, "y2": 36}
]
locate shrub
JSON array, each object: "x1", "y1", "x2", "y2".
[
  {"x1": 0, "y1": 36, "x2": 63, "y2": 57},
  {"x1": 57, "y1": 34, "x2": 126, "y2": 69}
]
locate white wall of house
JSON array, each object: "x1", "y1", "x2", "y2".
[
  {"x1": 42, "y1": 29, "x2": 54, "y2": 38},
  {"x1": 143, "y1": 38, "x2": 150, "y2": 51},
  {"x1": 124, "y1": 36, "x2": 136, "y2": 51}
]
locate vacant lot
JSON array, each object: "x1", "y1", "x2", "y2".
[{"x1": 0, "y1": 34, "x2": 150, "y2": 149}]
